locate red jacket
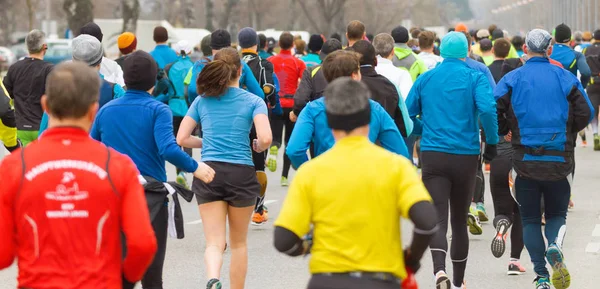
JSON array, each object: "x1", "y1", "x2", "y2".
[
  {"x1": 268, "y1": 50, "x2": 307, "y2": 108},
  {"x1": 0, "y1": 127, "x2": 156, "y2": 289}
]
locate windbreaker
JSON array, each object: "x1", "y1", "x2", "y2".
[
  {"x1": 392, "y1": 44, "x2": 428, "y2": 81},
  {"x1": 406, "y1": 58, "x2": 499, "y2": 155},
  {"x1": 551, "y1": 43, "x2": 591, "y2": 86},
  {"x1": 495, "y1": 57, "x2": 594, "y2": 181},
  {"x1": 286, "y1": 98, "x2": 409, "y2": 168}
]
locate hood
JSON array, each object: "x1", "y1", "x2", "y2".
[{"x1": 393, "y1": 45, "x2": 413, "y2": 60}]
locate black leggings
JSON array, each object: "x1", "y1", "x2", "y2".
[
  {"x1": 489, "y1": 156, "x2": 524, "y2": 260},
  {"x1": 473, "y1": 160, "x2": 485, "y2": 203},
  {"x1": 307, "y1": 274, "x2": 398, "y2": 289},
  {"x1": 421, "y1": 152, "x2": 478, "y2": 287},
  {"x1": 271, "y1": 108, "x2": 295, "y2": 178},
  {"x1": 173, "y1": 116, "x2": 193, "y2": 174},
  {"x1": 142, "y1": 202, "x2": 168, "y2": 289}
]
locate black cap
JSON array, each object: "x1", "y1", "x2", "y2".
[
  {"x1": 594, "y1": 30, "x2": 600, "y2": 41},
  {"x1": 491, "y1": 28, "x2": 504, "y2": 40},
  {"x1": 391, "y1": 26, "x2": 409, "y2": 43},
  {"x1": 267, "y1": 37, "x2": 276, "y2": 49},
  {"x1": 153, "y1": 26, "x2": 168, "y2": 43},
  {"x1": 480, "y1": 39, "x2": 493, "y2": 51},
  {"x1": 308, "y1": 34, "x2": 324, "y2": 53},
  {"x1": 210, "y1": 29, "x2": 232, "y2": 50},
  {"x1": 319, "y1": 39, "x2": 343, "y2": 61},
  {"x1": 555, "y1": 23, "x2": 572, "y2": 43},
  {"x1": 79, "y1": 22, "x2": 103, "y2": 42},
  {"x1": 124, "y1": 51, "x2": 158, "y2": 92}
]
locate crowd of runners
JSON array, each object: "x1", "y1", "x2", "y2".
[{"x1": 0, "y1": 17, "x2": 596, "y2": 289}]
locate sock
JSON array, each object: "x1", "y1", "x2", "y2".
[
  {"x1": 593, "y1": 116, "x2": 599, "y2": 134},
  {"x1": 255, "y1": 171, "x2": 267, "y2": 212}
]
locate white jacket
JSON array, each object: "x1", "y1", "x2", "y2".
[
  {"x1": 375, "y1": 56, "x2": 413, "y2": 100},
  {"x1": 99, "y1": 57, "x2": 125, "y2": 87}
]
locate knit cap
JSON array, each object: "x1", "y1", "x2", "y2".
[
  {"x1": 72, "y1": 34, "x2": 103, "y2": 67},
  {"x1": 440, "y1": 32, "x2": 468, "y2": 59},
  {"x1": 118, "y1": 32, "x2": 137, "y2": 55}
]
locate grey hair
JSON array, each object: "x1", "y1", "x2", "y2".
[
  {"x1": 26, "y1": 29, "x2": 46, "y2": 54},
  {"x1": 324, "y1": 77, "x2": 370, "y2": 115},
  {"x1": 373, "y1": 33, "x2": 395, "y2": 58}
]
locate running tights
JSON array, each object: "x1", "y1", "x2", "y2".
[
  {"x1": 307, "y1": 274, "x2": 398, "y2": 289},
  {"x1": 473, "y1": 161, "x2": 485, "y2": 204},
  {"x1": 142, "y1": 203, "x2": 168, "y2": 289},
  {"x1": 273, "y1": 108, "x2": 295, "y2": 178},
  {"x1": 173, "y1": 116, "x2": 193, "y2": 175},
  {"x1": 489, "y1": 156, "x2": 524, "y2": 260},
  {"x1": 421, "y1": 152, "x2": 478, "y2": 287}
]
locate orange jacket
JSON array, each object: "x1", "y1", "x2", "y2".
[{"x1": 0, "y1": 127, "x2": 157, "y2": 289}]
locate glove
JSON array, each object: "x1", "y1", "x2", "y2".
[
  {"x1": 483, "y1": 144, "x2": 498, "y2": 162},
  {"x1": 122, "y1": 274, "x2": 136, "y2": 289},
  {"x1": 403, "y1": 249, "x2": 421, "y2": 273}
]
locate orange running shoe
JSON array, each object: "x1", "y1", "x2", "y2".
[{"x1": 251, "y1": 210, "x2": 269, "y2": 226}]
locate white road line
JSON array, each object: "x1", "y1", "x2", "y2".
[
  {"x1": 593, "y1": 224, "x2": 600, "y2": 237},
  {"x1": 185, "y1": 200, "x2": 279, "y2": 225},
  {"x1": 585, "y1": 242, "x2": 600, "y2": 253}
]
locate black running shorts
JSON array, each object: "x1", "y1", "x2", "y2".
[{"x1": 193, "y1": 161, "x2": 260, "y2": 207}]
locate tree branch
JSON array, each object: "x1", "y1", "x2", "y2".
[{"x1": 297, "y1": 0, "x2": 322, "y2": 33}]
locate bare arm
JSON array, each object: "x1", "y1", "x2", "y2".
[
  {"x1": 176, "y1": 116, "x2": 203, "y2": 149},
  {"x1": 253, "y1": 114, "x2": 272, "y2": 152}
]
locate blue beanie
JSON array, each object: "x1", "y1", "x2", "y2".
[{"x1": 440, "y1": 32, "x2": 468, "y2": 59}]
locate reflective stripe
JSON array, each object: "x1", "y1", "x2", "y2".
[
  {"x1": 96, "y1": 211, "x2": 110, "y2": 255},
  {"x1": 311, "y1": 66, "x2": 322, "y2": 78},
  {"x1": 24, "y1": 214, "x2": 39, "y2": 259},
  {"x1": 569, "y1": 59, "x2": 577, "y2": 69}
]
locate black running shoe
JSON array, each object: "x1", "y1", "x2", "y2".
[{"x1": 491, "y1": 218, "x2": 511, "y2": 258}]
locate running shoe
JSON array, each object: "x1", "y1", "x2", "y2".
[
  {"x1": 176, "y1": 172, "x2": 189, "y2": 189},
  {"x1": 491, "y1": 218, "x2": 511, "y2": 258},
  {"x1": 594, "y1": 134, "x2": 600, "y2": 151},
  {"x1": 435, "y1": 271, "x2": 451, "y2": 289},
  {"x1": 546, "y1": 243, "x2": 571, "y2": 289},
  {"x1": 476, "y1": 202, "x2": 489, "y2": 222},
  {"x1": 281, "y1": 176, "x2": 289, "y2": 187},
  {"x1": 468, "y1": 208, "x2": 483, "y2": 235},
  {"x1": 267, "y1": 146, "x2": 278, "y2": 172},
  {"x1": 507, "y1": 261, "x2": 527, "y2": 275},
  {"x1": 534, "y1": 276, "x2": 551, "y2": 289},
  {"x1": 207, "y1": 278, "x2": 222, "y2": 289},
  {"x1": 251, "y1": 210, "x2": 269, "y2": 226}
]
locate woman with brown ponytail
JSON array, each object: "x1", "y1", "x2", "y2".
[{"x1": 176, "y1": 47, "x2": 272, "y2": 289}]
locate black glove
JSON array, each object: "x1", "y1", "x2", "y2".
[
  {"x1": 483, "y1": 144, "x2": 498, "y2": 162},
  {"x1": 122, "y1": 274, "x2": 136, "y2": 289},
  {"x1": 403, "y1": 249, "x2": 421, "y2": 273}
]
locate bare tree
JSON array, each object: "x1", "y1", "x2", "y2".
[
  {"x1": 297, "y1": 0, "x2": 347, "y2": 36},
  {"x1": 219, "y1": 0, "x2": 241, "y2": 30},
  {"x1": 63, "y1": 0, "x2": 94, "y2": 36},
  {"x1": 25, "y1": 0, "x2": 37, "y2": 31},
  {"x1": 182, "y1": 0, "x2": 196, "y2": 27},
  {"x1": 205, "y1": 0, "x2": 215, "y2": 31},
  {"x1": 122, "y1": 0, "x2": 139, "y2": 32}
]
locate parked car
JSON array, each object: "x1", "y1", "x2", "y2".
[
  {"x1": 10, "y1": 38, "x2": 72, "y2": 65},
  {"x1": 0, "y1": 47, "x2": 15, "y2": 72}
]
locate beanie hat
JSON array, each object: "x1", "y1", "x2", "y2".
[
  {"x1": 124, "y1": 51, "x2": 158, "y2": 92},
  {"x1": 455, "y1": 23, "x2": 468, "y2": 33},
  {"x1": 72, "y1": 34, "x2": 103, "y2": 67},
  {"x1": 79, "y1": 22, "x2": 103, "y2": 42},
  {"x1": 118, "y1": 32, "x2": 137, "y2": 55},
  {"x1": 440, "y1": 32, "x2": 468, "y2": 59},
  {"x1": 491, "y1": 29, "x2": 504, "y2": 40},
  {"x1": 308, "y1": 34, "x2": 324, "y2": 53},
  {"x1": 173, "y1": 40, "x2": 193, "y2": 55},
  {"x1": 153, "y1": 26, "x2": 169, "y2": 43},
  {"x1": 211, "y1": 29, "x2": 232, "y2": 50},
  {"x1": 526, "y1": 29, "x2": 553, "y2": 54},
  {"x1": 554, "y1": 23, "x2": 572, "y2": 43},
  {"x1": 391, "y1": 26, "x2": 409, "y2": 44},
  {"x1": 238, "y1": 27, "x2": 258, "y2": 49},
  {"x1": 479, "y1": 39, "x2": 493, "y2": 52},
  {"x1": 594, "y1": 30, "x2": 600, "y2": 41},
  {"x1": 476, "y1": 29, "x2": 490, "y2": 39}
]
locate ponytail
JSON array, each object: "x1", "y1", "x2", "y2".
[{"x1": 197, "y1": 47, "x2": 241, "y2": 97}]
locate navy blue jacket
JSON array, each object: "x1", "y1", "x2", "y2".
[
  {"x1": 495, "y1": 57, "x2": 594, "y2": 180},
  {"x1": 407, "y1": 58, "x2": 498, "y2": 155},
  {"x1": 91, "y1": 90, "x2": 198, "y2": 181}
]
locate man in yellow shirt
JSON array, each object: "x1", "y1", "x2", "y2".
[{"x1": 274, "y1": 77, "x2": 437, "y2": 289}]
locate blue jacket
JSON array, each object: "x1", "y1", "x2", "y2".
[
  {"x1": 286, "y1": 98, "x2": 409, "y2": 168},
  {"x1": 90, "y1": 90, "x2": 198, "y2": 182},
  {"x1": 149, "y1": 45, "x2": 179, "y2": 69},
  {"x1": 167, "y1": 56, "x2": 194, "y2": 117},
  {"x1": 466, "y1": 57, "x2": 496, "y2": 90},
  {"x1": 186, "y1": 56, "x2": 265, "y2": 103},
  {"x1": 407, "y1": 58, "x2": 499, "y2": 155},
  {"x1": 495, "y1": 57, "x2": 593, "y2": 180},
  {"x1": 39, "y1": 77, "x2": 124, "y2": 135},
  {"x1": 551, "y1": 44, "x2": 591, "y2": 85}
]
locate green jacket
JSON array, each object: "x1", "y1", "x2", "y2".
[{"x1": 392, "y1": 44, "x2": 428, "y2": 81}]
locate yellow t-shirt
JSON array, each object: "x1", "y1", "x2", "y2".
[{"x1": 274, "y1": 136, "x2": 432, "y2": 279}]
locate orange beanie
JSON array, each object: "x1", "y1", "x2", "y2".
[{"x1": 118, "y1": 32, "x2": 137, "y2": 55}]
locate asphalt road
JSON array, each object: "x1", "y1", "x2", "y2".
[{"x1": 1, "y1": 136, "x2": 600, "y2": 289}]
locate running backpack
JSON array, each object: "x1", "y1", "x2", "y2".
[
  {"x1": 153, "y1": 66, "x2": 175, "y2": 102},
  {"x1": 242, "y1": 54, "x2": 277, "y2": 106}
]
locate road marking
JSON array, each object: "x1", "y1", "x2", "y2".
[
  {"x1": 185, "y1": 200, "x2": 279, "y2": 225},
  {"x1": 593, "y1": 224, "x2": 600, "y2": 237},
  {"x1": 585, "y1": 242, "x2": 600, "y2": 253}
]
